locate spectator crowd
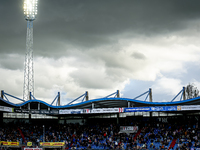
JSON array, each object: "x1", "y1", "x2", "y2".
[{"x1": 0, "y1": 118, "x2": 200, "y2": 150}]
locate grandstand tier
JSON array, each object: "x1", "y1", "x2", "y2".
[{"x1": 1, "y1": 95, "x2": 200, "y2": 149}]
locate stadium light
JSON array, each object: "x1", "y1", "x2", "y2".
[
  {"x1": 23, "y1": 0, "x2": 38, "y2": 100},
  {"x1": 24, "y1": 0, "x2": 38, "y2": 20}
]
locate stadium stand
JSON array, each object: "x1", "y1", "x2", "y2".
[
  {"x1": 0, "y1": 117, "x2": 200, "y2": 150},
  {"x1": 1, "y1": 90, "x2": 200, "y2": 149}
]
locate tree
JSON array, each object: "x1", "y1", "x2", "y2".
[{"x1": 185, "y1": 83, "x2": 199, "y2": 99}]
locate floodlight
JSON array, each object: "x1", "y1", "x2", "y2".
[
  {"x1": 23, "y1": 0, "x2": 38, "y2": 100},
  {"x1": 24, "y1": 0, "x2": 38, "y2": 20}
]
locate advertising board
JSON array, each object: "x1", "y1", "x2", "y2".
[
  {"x1": 0, "y1": 106, "x2": 13, "y2": 112},
  {"x1": 14, "y1": 109, "x2": 59, "y2": 114},
  {"x1": 90, "y1": 108, "x2": 122, "y2": 113},
  {"x1": 59, "y1": 109, "x2": 82, "y2": 114},
  {"x1": 1, "y1": 142, "x2": 19, "y2": 146},
  {"x1": 40, "y1": 142, "x2": 65, "y2": 146},
  {"x1": 24, "y1": 148, "x2": 42, "y2": 150},
  {"x1": 177, "y1": 105, "x2": 200, "y2": 111},
  {"x1": 119, "y1": 126, "x2": 138, "y2": 133},
  {"x1": 124, "y1": 106, "x2": 177, "y2": 112}
]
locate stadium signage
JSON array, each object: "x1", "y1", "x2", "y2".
[
  {"x1": 83, "y1": 109, "x2": 91, "y2": 113},
  {"x1": 27, "y1": 142, "x2": 32, "y2": 146},
  {"x1": 150, "y1": 106, "x2": 177, "y2": 111},
  {"x1": 14, "y1": 105, "x2": 200, "y2": 115},
  {"x1": 24, "y1": 148, "x2": 42, "y2": 150},
  {"x1": 59, "y1": 108, "x2": 124, "y2": 114},
  {"x1": 14, "y1": 109, "x2": 59, "y2": 114},
  {"x1": 59, "y1": 109, "x2": 82, "y2": 114},
  {"x1": 177, "y1": 105, "x2": 200, "y2": 111},
  {"x1": 1, "y1": 141, "x2": 19, "y2": 146},
  {"x1": 124, "y1": 106, "x2": 177, "y2": 112},
  {"x1": 125, "y1": 107, "x2": 150, "y2": 112},
  {"x1": 83, "y1": 108, "x2": 124, "y2": 114},
  {"x1": 40, "y1": 142, "x2": 65, "y2": 146},
  {"x1": 22, "y1": 110, "x2": 29, "y2": 113},
  {"x1": 91, "y1": 108, "x2": 121, "y2": 113},
  {"x1": 0, "y1": 106, "x2": 13, "y2": 112},
  {"x1": 119, "y1": 126, "x2": 138, "y2": 133},
  {"x1": 40, "y1": 110, "x2": 59, "y2": 114}
]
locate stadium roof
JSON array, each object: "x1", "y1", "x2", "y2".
[{"x1": 1, "y1": 96, "x2": 200, "y2": 110}]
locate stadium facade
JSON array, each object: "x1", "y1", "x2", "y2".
[
  {"x1": 1, "y1": 89, "x2": 200, "y2": 149},
  {"x1": 1, "y1": 89, "x2": 200, "y2": 124}
]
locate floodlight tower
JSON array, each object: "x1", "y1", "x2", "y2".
[{"x1": 23, "y1": 0, "x2": 38, "y2": 100}]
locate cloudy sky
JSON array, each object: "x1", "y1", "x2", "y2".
[{"x1": 1, "y1": 0, "x2": 200, "y2": 105}]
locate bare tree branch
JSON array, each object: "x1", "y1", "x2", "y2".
[{"x1": 185, "y1": 83, "x2": 199, "y2": 99}]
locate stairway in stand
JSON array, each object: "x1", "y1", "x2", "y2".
[
  {"x1": 168, "y1": 139, "x2": 176, "y2": 149},
  {"x1": 133, "y1": 128, "x2": 142, "y2": 140}
]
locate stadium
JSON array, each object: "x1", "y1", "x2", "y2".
[
  {"x1": 1, "y1": 87, "x2": 200, "y2": 150},
  {"x1": 1, "y1": 0, "x2": 200, "y2": 150}
]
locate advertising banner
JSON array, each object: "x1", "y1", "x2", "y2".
[
  {"x1": 90, "y1": 108, "x2": 121, "y2": 113},
  {"x1": 40, "y1": 110, "x2": 59, "y2": 114},
  {"x1": 59, "y1": 109, "x2": 82, "y2": 114},
  {"x1": 15, "y1": 108, "x2": 124, "y2": 115},
  {"x1": 83, "y1": 109, "x2": 91, "y2": 114},
  {"x1": 165, "y1": 106, "x2": 177, "y2": 111},
  {"x1": 0, "y1": 106, "x2": 13, "y2": 112},
  {"x1": 14, "y1": 109, "x2": 29, "y2": 113},
  {"x1": 124, "y1": 107, "x2": 150, "y2": 112},
  {"x1": 119, "y1": 126, "x2": 138, "y2": 133},
  {"x1": 30, "y1": 110, "x2": 40, "y2": 114},
  {"x1": 0, "y1": 141, "x2": 5, "y2": 144},
  {"x1": 119, "y1": 108, "x2": 124, "y2": 112},
  {"x1": 177, "y1": 105, "x2": 200, "y2": 111},
  {"x1": 14, "y1": 109, "x2": 59, "y2": 114},
  {"x1": 124, "y1": 106, "x2": 177, "y2": 112},
  {"x1": 150, "y1": 106, "x2": 177, "y2": 112},
  {"x1": 40, "y1": 142, "x2": 65, "y2": 146},
  {"x1": 27, "y1": 142, "x2": 32, "y2": 146},
  {"x1": 1, "y1": 142, "x2": 19, "y2": 146},
  {"x1": 24, "y1": 148, "x2": 42, "y2": 150}
]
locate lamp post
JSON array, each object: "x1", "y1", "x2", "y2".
[{"x1": 23, "y1": 0, "x2": 38, "y2": 100}]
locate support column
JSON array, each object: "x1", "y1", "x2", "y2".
[
  {"x1": 117, "y1": 90, "x2": 120, "y2": 98},
  {"x1": 1, "y1": 90, "x2": 4, "y2": 99},
  {"x1": 38, "y1": 103, "x2": 40, "y2": 110},
  {"x1": 28, "y1": 103, "x2": 31, "y2": 121},
  {"x1": 29, "y1": 92, "x2": 31, "y2": 100},
  {"x1": 58, "y1": 92, "x2": 60, "y2": 106},
  {"x1": 29, "y1": 114, "x2": 31, "y2": 121},
  {"x1": 43, "y1": 125, "x2": 45, "y2": 142},
  {"x1": 149, "y1": 88, "x2": 152, "y2": 102},
  {"x1": 92, "y1": 103, "x2": 94, "y2": 109},
  {"x1": 28, "y1": 103, "x2": 30, "y2": 110},
  {"x1": 183, "y1": 87, "x2": 186, "y2": 100},
  {"x1": 117, "y1": 113, "x2": 119, "y2": 124},
  {"x1": 82, "y1": 116, "x2": 85, "y2": 125},
  {"x1": 128, "y1": 102, "x2": 130, "y2": 108},
  {"x1": 0, "y1": 112, "x2": 3, "y2": 126},
  {"x1": 149, "y1": 88, "x2": 153, "y2": 118},
  {"x1": 86, "y1": 91, "x2": 89, "y2": 101}
]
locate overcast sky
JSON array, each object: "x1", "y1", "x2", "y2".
[{"x1": 1, "y1": 0, "x2": 200, "y2": 105}]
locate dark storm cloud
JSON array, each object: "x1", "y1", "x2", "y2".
[
  {"x1": 33, "y1": 0, "x2": 200, "y2": 57},
  {"x1": 1, "y1": 0, "x2": 200, "y2": 62},
  {"x1": 0, "y1": 0, "x2": 25, "y2": 54},
  {"x1": 1, "y1": 0, "x2": 200, "y2": 102},
  {"x1": 0, "y1": 54, "x2": 24, "y2": 70}
]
